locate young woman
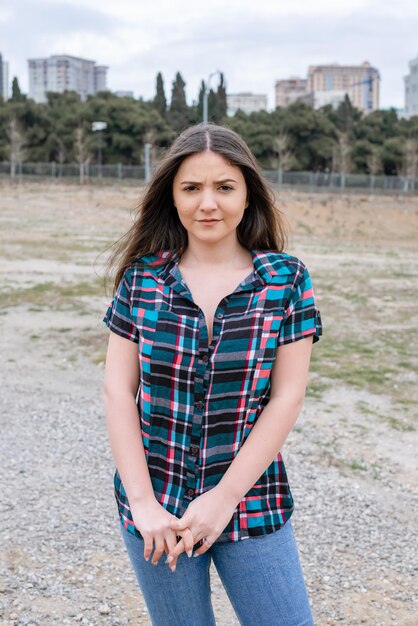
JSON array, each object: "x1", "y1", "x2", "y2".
[{"x1": 103, "y1": 122, "x2": 322, "y2": 625}]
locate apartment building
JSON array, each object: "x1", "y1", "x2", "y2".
[
  {"x1": 404, "y1": 55, "x2": 418, "y2": 119},
  {"x1": 227, "y1": 92, "x2": 268, "y2": 116},
  {"x1": 28, "y1": 55, "x2": 108, "y2": 103},
  {"x1": 307, "y1": 61, "x2": 380, "y2": 113},
  {"x1": 275, "y1": 77, "x2": 307, "y2": 108},
  {"x1": 0, "y1": 52, "x2": 9, "y2": 100}
]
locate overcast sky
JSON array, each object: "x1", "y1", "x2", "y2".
[{"x1": 0, "y1": 0, "x2": 416, "y2": 110}]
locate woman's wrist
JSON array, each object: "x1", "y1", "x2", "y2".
[
  {"x1": 213, "y1": 482, "x2": 242, "y2": 509},
  {"x1": 128, "y1": 489, "x2": 158, "y2": 508}
]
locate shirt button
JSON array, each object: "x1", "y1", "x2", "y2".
[
  {"x1": 190, "y1": 445, "x2": 199, "y2": 456},
  {"x1": 187, "y1": 488, "x2": 194, "y2": 497},
  {"x1": 195, "y1": 400, "x2": 204, "y2": 409},
  {"x1": 201, "y1": 354, "x2": 208, "y2": 363},
  {"x1": 216, "y1": 313, "x2": 223, "y2": 319}
]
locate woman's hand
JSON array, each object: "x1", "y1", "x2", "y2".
[
  {"x1": 166, "y1": 486, "x2": 237, "y2": 568},
  {"x1": 130, "y1": 498, "x2": 195, "y2": 570}
]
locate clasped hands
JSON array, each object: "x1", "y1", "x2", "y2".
[{"x1": 132, "y1": 485, "x2": 237, "y2": 573}]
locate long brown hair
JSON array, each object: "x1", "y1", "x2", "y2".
[{"x1": 107, "y1": 122, "x2": 288, "y2": 291}]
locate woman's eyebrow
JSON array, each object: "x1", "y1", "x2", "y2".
[{"x1": 179, "y1": 178, "x2": 238, "y2": 184}]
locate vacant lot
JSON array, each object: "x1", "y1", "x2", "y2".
[{"x1": 1, "y1": 181, "x2": 417, "y2": 625}]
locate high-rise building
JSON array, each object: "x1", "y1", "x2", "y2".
[
  {"x1": 307, "y1": 61, "x2": 380, "y2": 113},
  {"x1": 28, "y1": 55, "x2": 109, "y2": 103},
  {"x1": 404, "y1": 55, "x2": 418, "y2": 119},
  {"x1": 0, "y1": 52, "x2": 10, "y2": 100},
  {"x1": 275, "y1": 78, "x2": 307, "y2": 108},
  {"x1": 227, "y1": 92, "x2": 268, "y2": 116}
]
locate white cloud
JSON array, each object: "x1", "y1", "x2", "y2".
[{"x1": 0, "y1": 0, "x2": 416, "y2": 108}]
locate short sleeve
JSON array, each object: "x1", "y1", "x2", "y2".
[
  {"x1": 278, "y1": 264, "x2": 322, "y2": 346},
  {"x1": 103, "y1": 268, "x2": 139, "y2": 343}
]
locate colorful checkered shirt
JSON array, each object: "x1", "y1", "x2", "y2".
[{"x1": 103, "y1": 249, "x2": 322, "y2": 543}]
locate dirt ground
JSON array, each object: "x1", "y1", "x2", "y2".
[{"x1": 0, "y1": 181, "x2": 417, "y2": 626}]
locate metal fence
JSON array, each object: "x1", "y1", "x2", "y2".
[{"x1": 1, "y1": 161, "x2": 418, "y2": 195}]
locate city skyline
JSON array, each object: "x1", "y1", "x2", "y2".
[{"x1": 0, "y1": 0, "x2": 417, "y2": 110}]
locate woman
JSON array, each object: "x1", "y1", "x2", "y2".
[{"x1": 103, "y1": 122, "x2": 322, "y2": 625}]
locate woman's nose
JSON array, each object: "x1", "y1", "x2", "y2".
[{"x1": 199, "y1": 190, "x2": 217, "y2": 210}]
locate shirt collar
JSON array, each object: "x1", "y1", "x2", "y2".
[{"x1": 155, "y1": 249, "x2": 277, "y2": 290}]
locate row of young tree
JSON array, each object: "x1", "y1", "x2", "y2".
[{"x1": 1, "y1": 72, "x2": 418, "y2": 177}]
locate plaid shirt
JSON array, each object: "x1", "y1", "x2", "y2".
[{"x1": 103, "y1": 249, "x2": 322, "y2": 544}]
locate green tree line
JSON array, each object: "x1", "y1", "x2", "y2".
[{"x1": 1, "y1": 72, "x2": 417, "y2": 176}]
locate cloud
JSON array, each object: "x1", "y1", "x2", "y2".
[{"x1": 0, "y1": 0, "x2": 416, "y2": 108}]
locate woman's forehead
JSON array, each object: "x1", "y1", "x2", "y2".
[{"x1": 175, "y1": 151, "x2": 243, "y2": 180}]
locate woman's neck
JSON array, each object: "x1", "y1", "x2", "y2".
[{"x1": 179, "y1": 237, "x2": 252, "y2": 270}]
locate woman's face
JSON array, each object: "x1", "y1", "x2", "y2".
[{"x1": 172, "y1": 150, "x2": 248, "y2": 246}]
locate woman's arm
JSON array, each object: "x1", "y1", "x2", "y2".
[
  {"x1": 104, "y1": 331, "x2": 195, "y2": 567},
  {"x1": 168, "y1": 335, "x2": 315, "y2": 558},
  {"x1": 104, "y1": 331, "x2": 156, "y2": 507}
]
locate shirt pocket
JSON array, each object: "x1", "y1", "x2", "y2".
[{"x1": 133, "y1": 306, "x2": 198, "y2": 387}]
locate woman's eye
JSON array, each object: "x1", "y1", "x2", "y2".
[
  {"x1": 184, "y1": 186, "x2": 198, "y2": 192},
  {"x1": 219, "y1": 185, "x2": 233, "y2": 191}
]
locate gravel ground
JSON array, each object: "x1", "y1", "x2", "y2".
[{"x1": 1, "y1": 183, "x2": 417, "y2": 625}]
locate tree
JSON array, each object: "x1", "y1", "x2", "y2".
[
  {"x1": 7, "y1": 117, "x2": 26, "y2": 178},
  {"x1": 332, "y1": 132, "x2": 352, "y2": 187},
  {"x1": 154, "y1": 72, "x2": 167, "y2": 118},
  {"x1": 273, "y1": 132, "x2": 294, "y2": 185},
  {"x1": 381, "y1": 137, "x2": 404, "y2": 175},
  {"x1": 74, "y1": 126, "x2": 91, "y2": 184},
  {"x1": 196, "y1": 80, "x2": 205, "y2": 122},
  {"x1": 215, "y1": 72, "x2": 227, "y2": 121},
  {"x1": 168, "y1": 72, "x2": 189, "y2": 132},
  {"x1": 207, "y1": 88, "x2": 217, "y2": 122},
  {"x1": 402, "y1": 139, "x2": 418, "y2": 191},
  {"x1": 11, "y1": 77, "x2": 25, "y2": 102},
  {"x1": 367, "y1": 148, "x2": 382, "y2": 176}
]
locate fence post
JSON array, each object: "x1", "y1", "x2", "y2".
[
  {"x1": 118, "y1": 163, "x2": 122, "y2": 180},
  {"x1": 51, "y1": 161, "x2": 56, "y2": 178}
]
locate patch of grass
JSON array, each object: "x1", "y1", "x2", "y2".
[
  {"x1": 325, "y1": 365, "x2": 397, "y2": 387},
  {"x1": 347, "y1": 459, "x2": 368, "y2": 471},
  {"x1": 397, "y1": 360, "x2": 413, "y2": 369},
  {"x1": 383, "y1": 416, "x2": 415, "y2": 432},
  {"x1": 0, "y1": 279, "x2": 105, "y2": 310},
  {"x1": 91, "y1": 351, "x2": 107, "y2": 365},
  {"x1": 396, "y1": 398, "x2": 418, "y2": 406},
  {"x1": 296, "y1": 221, "x2": 314, "y2": 235},
  {"x1": 356, "y1": 402, "x2": 376, "y2": 416},
  {"x1": 310, "y1": 334, "x2": 417, "y2": 406},
  {"x1": 306, "y1": 379, "x2": 330, "y2": 398}
]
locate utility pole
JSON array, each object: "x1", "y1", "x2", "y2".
[
  {"x1": 203, "y1": 70, "x2": 222, "y2": 124},
  {"x1": 144, "y1": 143, "x2": 152, "y2": 182},
  {"x1": 91, "y1": 121, "x2": 107, "y2": 178}
]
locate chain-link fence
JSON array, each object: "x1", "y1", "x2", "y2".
[{"x1": 1, "y1": 161, "x2": 417, "y2": 194}]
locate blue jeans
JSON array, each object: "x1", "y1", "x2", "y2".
[{"x1": 120, "y1": 517, "x2": 314, "y2": 625}]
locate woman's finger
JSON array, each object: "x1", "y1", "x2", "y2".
[
  {"x1": 151, "y1": 537, "x2": 165, "y2": 565},
  {"x1": 192, "y1": 536, "x2": 214, "y2": 558},
  {"x1": 143, "y1": 534, "x2": 154, "y2": 562},
  {"x1": 166, "y1": 527, "x2": 195, "y2": 564},
  {"x1": 165, "y1": 537, "x2": 185, "y2": 571},
  {"x1": 169, "y1": 517, "x2": 190, "y2": 532},
  {"x1": 180, "y1": 527, "x2": 194, "y2": 557}
]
